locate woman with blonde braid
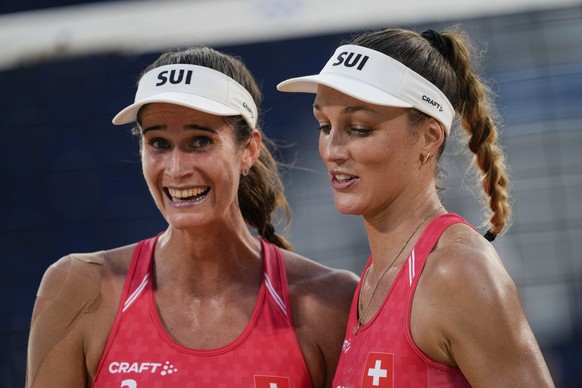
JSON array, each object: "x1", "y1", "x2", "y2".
[
  {"x1": 278, "y1": 26, "x2": 554, "y2": 386},
  {"x1": 27, "y1": 46, "x2": 358, "y2": 387}
]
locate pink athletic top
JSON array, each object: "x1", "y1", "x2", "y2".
[
  {"x1": 92, "y1": 236, "x2": 311, "y2": 387},
  {"x1": 333, "y1": 214, "x2": 472, "y2": 387}
]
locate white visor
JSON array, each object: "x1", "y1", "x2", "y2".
[
  {"x1": 113, "y1": 64, "x2": 257, "y2": 129},
  {"x1": 277, "y1": 44, "x2": 454, "y2": 134}
]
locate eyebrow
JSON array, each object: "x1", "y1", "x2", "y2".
[
  {"x1": 140, "y1": 124, "x2": 218, "y2": 135},
  {"x1": 312, "y1": 102, "x2": 375, "y2": 115}
]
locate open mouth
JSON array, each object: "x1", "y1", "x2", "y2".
[
  {"x1": 164, "y1": 187, "x2": 210, "y2": 204},
  {"x1": 334, "y1": 174, "x2": 356, "y2": 183}
]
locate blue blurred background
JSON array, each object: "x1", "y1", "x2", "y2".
[{"x1": 1, "y1": 0, "x2": 581, "y2": 386}]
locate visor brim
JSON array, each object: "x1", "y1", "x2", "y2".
[
  {"x1": 112, "y1": 92, "x2": 241, "y2": 125},
  {"x1": 277, "y1": 74, "x2": 413, "y2": 109}
]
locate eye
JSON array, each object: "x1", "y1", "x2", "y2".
[
  {"x1": 192, "y1": 136, "x2": 213, "y2": 148},
  {"x1": 148, "y1": 137, "x2": 171, "y2": 149},
  {"x1": 351, "y1": 127, "x2": 372, "y2": 137},
  {"x1": 317, "y1": 123, "x2": 331, "y2": 134}
]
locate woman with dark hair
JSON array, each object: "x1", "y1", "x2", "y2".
[
  {"x1": 27, "y1": 46, "x2": 358, "y2": 387},
  {"x1": 278, "y1": 26, "x2": 554, "y2": 386}
]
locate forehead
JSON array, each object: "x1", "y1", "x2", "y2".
[
  {"x1": 138, "y1": 102, "x2": 230, "y2": 126},
  {"x1": 314, "y1": 85, "x2": 409, "y2": 120},
  {"x1": 314, "y1": 85, "x2": 363, "y2": 106}
]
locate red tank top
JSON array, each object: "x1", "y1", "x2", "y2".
[
  {"x1": 333, "y1": 214, "x2": 472, "y2": 387},
  {"x1": 92, "y1": 236, "x2": 311, "y2": 387}
]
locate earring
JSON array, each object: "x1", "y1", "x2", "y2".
[
  {"x1": 421, "y1": 152, "x2": 431, "y2": 166},
  {"x1": 242, "y1": 168, "x2": 249, "y2": 176}
]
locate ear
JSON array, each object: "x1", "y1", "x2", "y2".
[
  {"x1": 417, "y1": 118, "x2": 446, "y2": 168},
  {"x1": 241, "y1": 129, "x2": 262, "y2": 171},
  {"x1": 422, "y1": 117, "x2": 446, "y2": 154}
]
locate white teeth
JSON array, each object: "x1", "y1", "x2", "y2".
[
  {"x1": 335, "y1": 174, "x2": 353, "y2": 182},
  {"x1": 167, "y1": 187, "x2": 208, "y2": 199}
]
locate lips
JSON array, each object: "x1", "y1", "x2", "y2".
[
  {"x1": 164, "y1": 186, "x2": 210, "y2": 203},
  {"x1": 330, "y1": 171, "x2": 358, "y2": 190}
]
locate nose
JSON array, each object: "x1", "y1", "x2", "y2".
[
  {"x1": 165, "y1": 148, "x2": 194, "y2": 179},
  {"x1": 319, "y1": 128, "x2": 348, "y2": 164}
]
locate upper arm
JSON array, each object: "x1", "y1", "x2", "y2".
[
  {"x1": 416, "y1": 229, "x2": 554, "y2": 387},
  {"x1": 27, "y1": 255, "x2": 104, "y2": 388},
  {"x1": 315, "y1": 269, "x2": 359, "y2": 386}
]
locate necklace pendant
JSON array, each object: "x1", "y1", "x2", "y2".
[{"x1": 352, "y1": 322, "x2": 360, "y2": 335}]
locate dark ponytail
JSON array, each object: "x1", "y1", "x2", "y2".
[{"x1": 237, "y1": 134, "x2": 293, "y2": 250}]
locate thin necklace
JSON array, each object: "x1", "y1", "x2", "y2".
[{"x1": 353, "y1": 206, "x2": 443, "y2": 335}]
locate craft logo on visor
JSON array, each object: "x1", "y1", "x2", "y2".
[
  {"x1": 332, "y1": 51, "x2": 370, "y2": 71},
  {"x1": 155, "y1": 69, "x2": 193, "y2": 87},
  {"x1": 422, "y1": 95, "x2": 445, "y2": 112},
  {"x1": 242, "y1": 101, "x2": 254, "y2": 118}
]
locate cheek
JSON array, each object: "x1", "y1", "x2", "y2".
[
  {"x1": 356, "y1": 139, "x2": 385, "y2": 162},
  {"x1": 141, "y1": 165, "x2": 155, "y2": 194},
  {"x1": 141, "y1": 152, "x2": 154, "y2": 172},
  {"x1": 141, "y1": 153, "x2": 161, "y2": 185}
]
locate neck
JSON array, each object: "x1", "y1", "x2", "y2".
[
  {"x1": 153, "y1": 222, "x2": 262, "y2": 296},
  {"x1": 364, "y1": 195, "x2": 444, "y2": 268}
]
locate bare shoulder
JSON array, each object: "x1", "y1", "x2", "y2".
[
  {"x1": 281, "y1": 248, "x2": 359, "y2": 308},
  {"x1": 415, "y1": 223, "x2": 554, "y2": 385},
  {"x1": 27, "y1": 243, "x2": 137, "y2": 387},
  {"x1": 419, "y1": 223, "x2": 517, "y2": 327},
  {"x1": 31, "y1": 242, "x2": 138, "y2": 334},
  {"x1": 34, "y1": 243, "x2": 137, "y2": 311},
  {"x1": 280, "y1": 248, "x2": 359, "y2": 332},
  {"x1": 414, "y1": 223, "x2": 518, "y2": 364},
  {"x1": 424, "y1": 223, "x2": 513, "y2": 301}
]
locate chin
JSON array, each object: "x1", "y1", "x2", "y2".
[
  {"x1": 333, "y1": 200, "x2": 362, "y2": 216},
  {"x1": 164, "y1": 214, "x2": 208, "y2": 230}
]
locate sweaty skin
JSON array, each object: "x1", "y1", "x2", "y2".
[{"x1": 27, "y1": 242, "x2": 357, "y2": 388}]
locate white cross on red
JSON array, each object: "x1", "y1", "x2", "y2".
[{"x1": 367, "y1": 359, "x2": 388, "y2": 386}]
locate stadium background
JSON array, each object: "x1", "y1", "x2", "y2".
[{"x1": 1, "y1": 0, "x2": 581, "y2": 386}]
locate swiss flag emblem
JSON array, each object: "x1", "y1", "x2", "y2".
[
  {"x1": 254, "y1": 375, "x2": 290, "y2": 388},
  {"x1": 361, "y1": 352, "x2": 394, "y2": 387}
]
